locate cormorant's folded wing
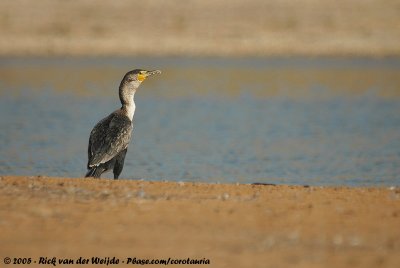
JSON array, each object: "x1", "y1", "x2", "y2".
[{"x1": 87, "y1": 113, "x2": 133, "y2": 168}]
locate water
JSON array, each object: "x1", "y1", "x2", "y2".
[{"x1": 1, "y1": 57, "x2": 400, "y2": 186}]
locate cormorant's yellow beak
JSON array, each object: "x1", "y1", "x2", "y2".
[{"x1": 138, "y1": 70, "x2": 162, "y2": 82}]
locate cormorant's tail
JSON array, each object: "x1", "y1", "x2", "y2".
[{"x1": 85, "y1": 166, "x2": 104, "y2": 178}]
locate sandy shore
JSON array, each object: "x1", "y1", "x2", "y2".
[
  {"x1": 1, "y1": 0, "x2": 400, "y2": 57},
  {"x1": 0, "y1": 176, "x2": 399, "y2": 267}
]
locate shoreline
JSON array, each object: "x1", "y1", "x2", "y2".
[
  {"x1": 1, "y1": 44, "x2": 399, "y2": 58},
  {"x1": 2, "y1": 48, "x2": 400, "y2": 58},
  {"x1": 1, "y1": 0, "x2": 399, "y2": 58},
  {"x1": 1, "y1": 175, "x2": 399, "y2": 267},
  {"x1": 2, "y1": 54, "x2": 400, "y2": 60}
]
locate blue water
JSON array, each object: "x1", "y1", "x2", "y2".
[{"x1": 1, "y1": 57, "x2": 399, "y2": 185}]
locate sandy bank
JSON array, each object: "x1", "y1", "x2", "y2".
[
  {"x1": 1, "y1": 0, "x2": 400, "y2": 57},
  {"x1": 0, "y1": 176, "x2": 399, "y2": 267}
]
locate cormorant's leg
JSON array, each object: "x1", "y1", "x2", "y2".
[{"x1": 113, "y1": 149, "x2": 128, "y2": 179}]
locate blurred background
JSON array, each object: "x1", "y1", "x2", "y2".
[
  {"x1": 0, "y1": 0, "x2": 400, "y2": 185},
  {"x1": 1, "y1": 0, "x2": 400, "y2": 56}
]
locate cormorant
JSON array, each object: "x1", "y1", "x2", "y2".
[{"x1": 85, "y1": 69, "x2": 161, "y2": 179}]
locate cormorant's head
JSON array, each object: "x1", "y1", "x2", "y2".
[
  {"x1": 122, "y1": 69, "x2": 162, "y2": 86},
  {"x1": 119, "y1": 69, "x2": 161, "y2": 104}
]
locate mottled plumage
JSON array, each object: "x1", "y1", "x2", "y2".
[{"x1": 85, "y1": 69, "x2": 161, "y2": 179}]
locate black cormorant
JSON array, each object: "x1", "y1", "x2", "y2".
[{"x1": 85, "y1": 69, "x2": 161, "y2": 179}]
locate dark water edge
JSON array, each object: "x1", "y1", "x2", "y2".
[{"x1": 1, "y1": 56, "x2": 400, "y2": 186}]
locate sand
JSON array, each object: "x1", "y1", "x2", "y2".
[
  {"x1": 1, "y1": 0, "x2": 400, "y2": 57},
  {"x1": 0, "y1": 176, "x2": 399, "y2": 267}
]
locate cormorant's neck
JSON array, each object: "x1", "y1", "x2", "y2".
[
  {"x1": 122, "y1": 104, "x2": 135, "y2": 121},
  {"x1": 121, "y1": 93, "x2": 136, "y2": 121},
  {"x1": 120, "y1": 91, "x2": 136, "y2": 121},
  {"x1": 119, "y1": 82, "x2": 139, "y2": 121}
]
